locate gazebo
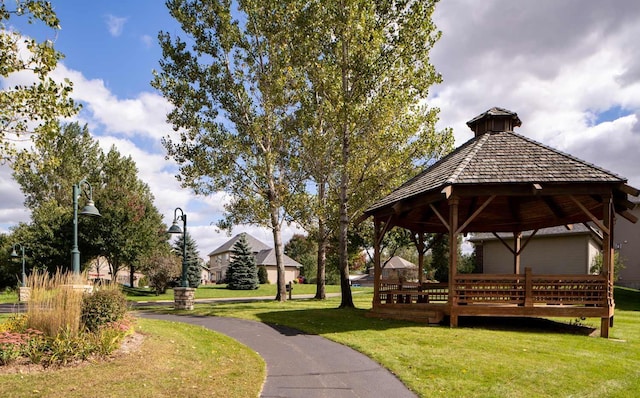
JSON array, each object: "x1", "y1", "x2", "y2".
[{"x1": 363, "y1": 107, "x2": 638, "y2": 337}]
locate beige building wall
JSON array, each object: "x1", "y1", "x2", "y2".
[
  {"x1": 482, "y1": 234, "x2": 595, "y2": 275},
  {"x1": 265, "y1": 266, "x2": 299, "y2": 285},
  {"x1": 616, "y1": 206, "x2": 640, "y2": 288},
  {"x1": 209, "y1": 253, "x2": 230, "y2": 281}
]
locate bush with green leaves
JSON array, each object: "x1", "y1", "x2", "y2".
[
  {"x1": 258, "y1": 266, "x2": 269, "y2": 284},
  {"x1": 81, "y1": 287, "x2": 128, "y2": 333}
]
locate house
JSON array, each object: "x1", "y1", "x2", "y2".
[
  {"x1": 468, "y1": 225, "x2": 602, "y2": 275},
  {"x1": 381, "y1": 256, "x2": 418, "y2": 281},
  {"x1": 86, "y1": 256, "x2": 144, "y2": 287},
  {"x1": 208, "y1": 233, "x2": 302, "y2": 284},
  {"x1": 616, "y1": 203, "x2": 640, "y2": 288}
]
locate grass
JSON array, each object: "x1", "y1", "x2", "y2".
[
  {"x1": 0, "y1": 318, "x2": 265, "y2": 398},
  {"x1": 2, "y1": 286, "x2": 639, "y2": 397},
  {"x1": 124, "y1": 283, "x2": 348, "y2": 302},
  {"x1": 153, "y1": 287, "x2": 640, "y2": 398}
]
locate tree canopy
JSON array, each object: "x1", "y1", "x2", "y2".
[
  {"x1": 9, "y1": 122, "x2": 166, "y2": 279},
  {"x1": 153, "y1": 0, "x2": 307, "y2": 301},
  {"x1": 0, "y1": 0, "x2": 79, "y2": 161}
]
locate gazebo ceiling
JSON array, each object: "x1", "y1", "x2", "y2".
[{"x1": 365, "y1": 108, "x2": 639, "y2": 233}]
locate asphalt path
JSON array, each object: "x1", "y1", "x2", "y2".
[{"x1": 138, "y1": 312, "x2": 417, "y2": 398}]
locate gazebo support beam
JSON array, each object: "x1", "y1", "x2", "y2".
[
  {"x1": 449, "y1": 198, "x2": 460, "y2": 328},
  {"x1": 600, "y1": 196, "x2": 614, "y2": 338}
]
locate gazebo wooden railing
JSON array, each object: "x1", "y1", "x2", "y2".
[
  {"x1": 373, "y1": 268, "x2": 611, "y2": 322},
  {"x1": 453, "y1": 268, "x2": 609, "y2": 309}
]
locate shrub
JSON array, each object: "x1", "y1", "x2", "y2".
[
  {"x1": 81, "y1": 287, "x2": 128, "y2": 333},
  {"x1": 258, "y1": 266, "x2": 269, "y2": 284}
]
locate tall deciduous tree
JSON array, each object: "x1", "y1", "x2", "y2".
[
  {"x1": 0, "y1": 0, "x2": 79, "y2": 160},
  {"x1": 172, "y1": 231, "x2": 201, "y2": 288},
  {"x1": 94, "y1": 147, "x2": 166, "y2": 285},
  {"x1": 153, "y1": 0, "x2": 306, "y2": 301},
  {"x1": 292, "y1": 0, "x2": 453, "y2": 307},
  {"x1": 12, "y1": 123, "x2": 166, "y2": 276}
]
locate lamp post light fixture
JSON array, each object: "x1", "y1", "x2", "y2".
[
  {"x1": 167, "y1": 207, "x2": 188, "y2": 287},
  {"x1": 72, "y1": 179, "x2": 101, "y2": 274},
  {"x1": 10, "y1": 243, "x2": 26, "y2": 287}
]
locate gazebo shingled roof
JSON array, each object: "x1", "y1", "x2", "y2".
[
  {"x1": 364, "y1": 107, "x2": 638, "y2": 338},
  {"x1": 365, "y1": 108, "x2": 638, "y2": 234}
]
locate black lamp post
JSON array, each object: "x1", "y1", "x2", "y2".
[
  {"x1": 167, "y1": 207, "x2": 188, "y2": 287},
  {"x1": 71, "y1": 179, "x2": 101, "y2": 274},
  {"x1": 10, "y1": 243, "x2": 26, "y2": 287}
]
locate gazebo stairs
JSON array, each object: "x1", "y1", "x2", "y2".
[{"x1": 367, "y1": 304, "x2": 446, "y2": 324}]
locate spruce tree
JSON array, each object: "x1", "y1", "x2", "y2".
[
  {"x1": 227, "y1": 234, "x2": 259, "y2": 290},
  {"x1": 173, "y1": 231, "x2": 201, "y2": 288}
]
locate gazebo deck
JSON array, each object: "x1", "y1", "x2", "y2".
[{"x1": 370, "y1": 269, "x2": 611, "y2": 324}]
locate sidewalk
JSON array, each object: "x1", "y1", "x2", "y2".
[{"x1": 139, "y1": 312, "x2": 417, "y2": 398}]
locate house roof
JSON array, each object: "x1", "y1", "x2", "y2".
[
  {"x1": 383, "y1": 256, "x2": 417, "y2": 270},
  {"x1": 468, "y1": 224, "x2": 602, "y2": 242},
  {"x1": 255, "y1": 249, "x2": 303, "y2": 268},
  {"x1": 367, "y1": 129, "x2": 624, "y2": 214},
  {"x1": 208, "y1": 233, "x2": 271, "y2": 256}
]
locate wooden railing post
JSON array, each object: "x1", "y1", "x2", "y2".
[{"x1": 524, "y1": 267, "x2": 533, "y2": 307}]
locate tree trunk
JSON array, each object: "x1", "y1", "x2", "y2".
[
  {"x1": 270, "y1": 202, "x2": 287, "y2": 302},
  {"x1": 315, "y1": 220, "x2": 327, "y2": 300},
  {"x1": 129, "y1": 266, "x2": 135, "y2": 288},
  {"x1": 338, "y1": 12, "x2": 354, "y2": 308},
  {"x1": 314, "y1": 180, "x2": 327, "y2": 299}
]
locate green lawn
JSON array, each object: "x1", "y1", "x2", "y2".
[
  {"x1": 2, "y1": 286, "x2": 639, "y2": 397},
  {"x1": 164, "y1": 287, "x2": 640, "y2": 398},
  {"x1": 124, "y1": 283, "x2": 348, "y2": 301},
  {"x1": 0, "y1": 318, "x2": 264, "y2": 398}
]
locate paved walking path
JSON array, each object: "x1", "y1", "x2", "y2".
[{"x1": 139, "y1": 312, "x2": 417, "y2": 398}]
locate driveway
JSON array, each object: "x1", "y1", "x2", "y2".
[{"x1": 139, "y1": 313, "x2": 417, "y2": 398}]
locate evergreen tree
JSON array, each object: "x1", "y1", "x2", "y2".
[
  {"x1": 257, "y1": 266, "x2": 269, "y2": 284},
  {"x1": 173, "y1": 231, "x2": 201, "y2": 288},
  {"x1": 227, "y1": 234, "x2": 259, "y2": 290}
]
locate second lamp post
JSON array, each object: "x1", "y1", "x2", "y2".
[
  {"x1": 168, "y1": 207, "x2": 188, "y2": 287},
  {"x1": 71, "y1": 179, "x2": 101, "y2": 274}
]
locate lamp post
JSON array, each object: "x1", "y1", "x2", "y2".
[
  {"x1": 10, "y1": 243, "x2": 26, "y2": 287},
  {"x1": 72, "y1": 179, "x2": 101, "y2": 274},
  {"x1": 167, "y1": 207, "x2": 188, "y2": 287}
]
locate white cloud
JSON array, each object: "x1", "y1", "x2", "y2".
[
  {"x1": 429, "y1": 0, "x2": 640, "y2": 190},
  {"x1": 105, "y1": 14, "x2": 127, "y2": 37},
  {"x1": 141, "y1": 34, "x2": 154, "y2": 48}
]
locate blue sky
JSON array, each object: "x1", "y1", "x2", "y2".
[{"x1": 2, "y1": 0, "x2": 640, "y2": 259}]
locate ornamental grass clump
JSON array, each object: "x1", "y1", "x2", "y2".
[
  {"x1": 0, "y1": 272, "x2": 134, "y2": 369},
  {"x1": 26, "y1": 270, "x2": 86, "y2": 338}
]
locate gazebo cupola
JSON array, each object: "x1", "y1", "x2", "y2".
[{"x1": 466, "y1": 107, "x2": 522, "y2": 137}]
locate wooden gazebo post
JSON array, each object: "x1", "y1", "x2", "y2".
[
  {"x1": 448, "y1": 197, "x2": 459, "y2": 327},
  {"x1": 601, "y1": 196, "x2": 614, "y2": 338},
  {"x1": 373, "y1": 218, "x2": 382, "y2": 309}
]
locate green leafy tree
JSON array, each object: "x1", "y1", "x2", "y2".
[
  {"x1": 153, "y1": 0, "x2": 308, "y2": 302},
  {"x1": 290, "y1": 0, "x2": 453, "y2": 307},
  {"x1": 284, "y1": 234, "x2": 317, "y2": 283},
  {"x1": 227, "y1": 234, "x2": 259, "y2": 290},
  {"x1": 12, "y1": 123, "x2": 166, "y2": 275},
  {"x1": 172, "y1": 231, "x2": 201, "y2": 288},
  {"x1": 138, "y1": 248, "x2": 181, "y2": 295},
  {"x1": 0, "y1": 0, "x2": 79, "y2": 160},
  {"x1": 12, "y1": 123, "x2": 103, "y2": 272},
  {"x1": 590, "y1": 251, "x2": 625, "y2": 282},
  {"x1": 94, "y1": 147, "x2": 166, "y2": 285},
  {"x1": 257, "y1": 266, "x2": 269, "y2": 284}
]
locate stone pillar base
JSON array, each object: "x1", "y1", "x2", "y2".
[
  {"x1": 174, "y1": 287, "x2": 196, "y2": 310},
  {"x1": 18, "y1": 286, "x2": 31, "y2": 302}
]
